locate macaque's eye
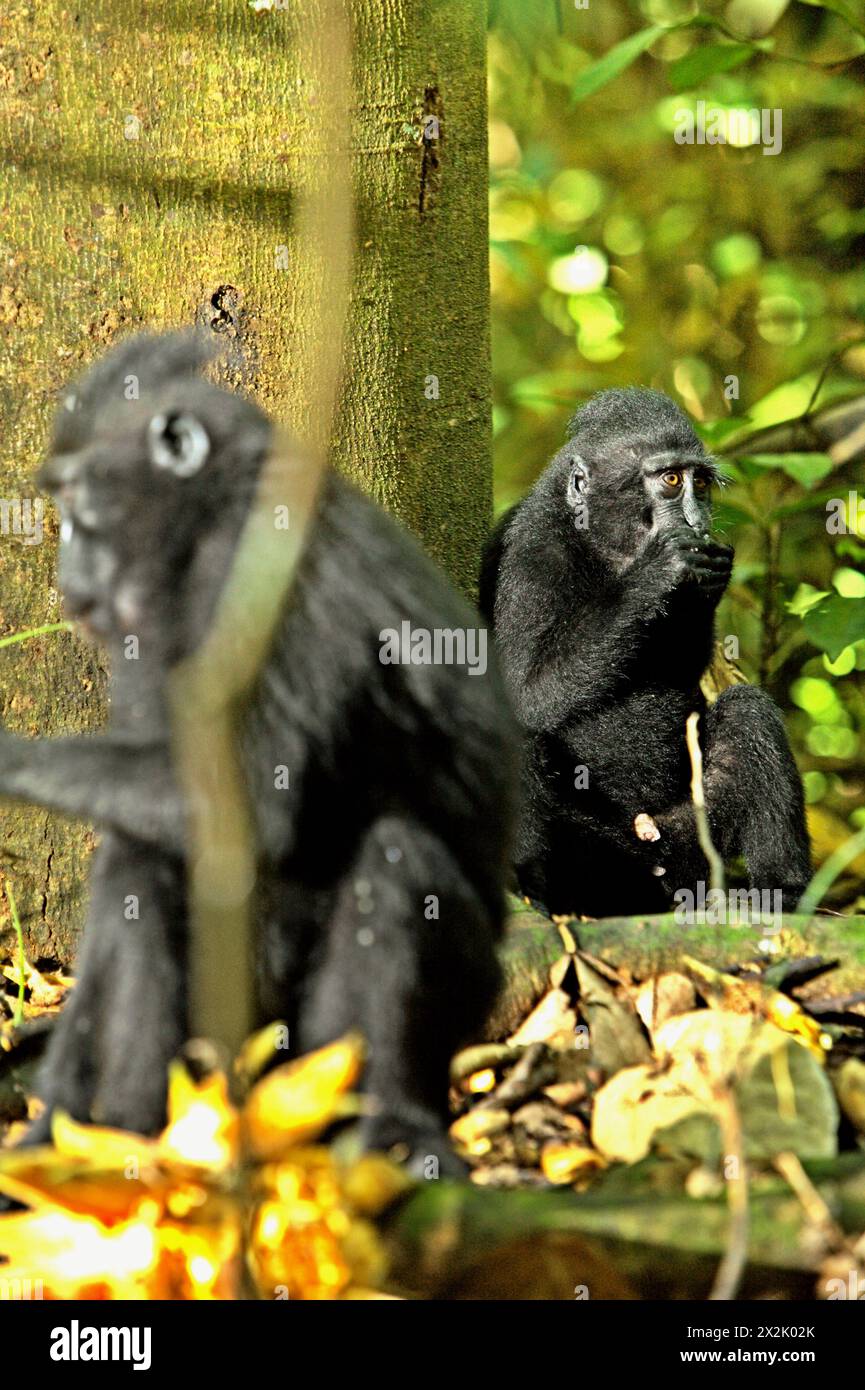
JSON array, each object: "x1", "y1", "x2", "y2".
[
  {"x1": 693, "y1": 474, "x2": 710, "y2": 491},
  {"x1": 662, "y1": 471, "x2": 682, "y2": 489}
]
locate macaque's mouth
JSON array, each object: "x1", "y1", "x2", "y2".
[{"x1": 62, "y1": 606, "x2": 112, "y2": 641}]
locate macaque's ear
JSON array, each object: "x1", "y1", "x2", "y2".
[
  {"x1": 147, "y1": 412, "x2": 210, "y2": 478},
  {"x1": 566, "y1": 454, "x2": 588, "y2": 509}
]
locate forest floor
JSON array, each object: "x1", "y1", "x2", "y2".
[{"x1": 2, "y1": 904, "x2": 865, "y2": 1300}]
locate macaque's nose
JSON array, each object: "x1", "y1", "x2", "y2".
[{"x1": 682, "y1": 490, "x2": 703, "y2": 530}]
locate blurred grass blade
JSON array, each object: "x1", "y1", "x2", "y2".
[
  {"x1": 0, "y1": 622, "x2": 72, "y2": 649},
  {"x1": 797, "y1": 826, "x2": 865, "y2": 916},
  {"x1": 571, "y1": 26, "x2": 666, "y2": 103}
]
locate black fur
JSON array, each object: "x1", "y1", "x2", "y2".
[
  {"x1": 0, "y1": 332, "x2": 518, "y2": 1169},
  {"x1": 480, "y1": 388, "x2": 810, "y2": 918}
]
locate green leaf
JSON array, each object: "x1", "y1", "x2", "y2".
[
  {"x1": 836, "y1": 537, "x2": 865, "y2": 564},
  {"x1": 511, "y1": 369, "x2": 594, "y2": 415},
  {"x1": 712, "y1": 500, "x2": 760, "y2": 528},
  {"x1": 803, "y1": 596, "x2": 865, "y2": 662},
  {"x1": 668, "y1": 42, "x2": 756, "y2": 91},
  {"x1": 766, "y1": 488, "x2": 846, "y2": 521},
  {"x1": 740, "y1": 452, "x2": 835, "y2": 489},
  {"x1": 569, "y1": 13, "x2": 764, "y2": 105},
  {"x1": 798, "y1": 0, "x2": 865, "y2": 38},
  {"x1": 697, "y1": 418, "x2": 746, "y2": 448},
  {"x1": 571, "y1": 26, "x2": 666, "y2": 104}
]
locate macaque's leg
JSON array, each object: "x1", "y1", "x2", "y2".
[
  {"x1": 653, "y1": 686, "x2": 810, "y2": 911},
  {"x1": 298, "y1": 816, "x2": 501, "y2": 1175},
  {"x1": 702, "y1": 685, "x2": 811, "y2": 907},
  {"x1": 93, "y1": 843, "x2": 187, "y2": 1133},
  {"x1": 25, "y1": 834, "x2": 187, "y2": 1144}
]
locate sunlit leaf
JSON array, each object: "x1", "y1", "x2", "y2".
[
  {"x1": 246, "y1": 1033, "x2": 365, "y2": 1159},
  {"x1": 234, "y1": 1019, "x2": 291, "y2": 1082},
  {"x1": 0, "y1": 1034, "x2": 391, "y2": 1300},
  {"x1": 787, "y1": 582, "x2": 832, "y2": 617},
  {"x1": 161, "y1": 1064, "x2": 239, "y2": 1171},
  {"x1": 52, "y1": 1110, "x2": 159, "y2": 1169},
  {"x1": 740, "y1": 452, "x2": 835, "y2": 488},
  {"x1": 698, "y1": 418, "x2": 749, "y2": 449},
  {"x1": 0, "y1": 1209, "x2": 160, "y2": 1299},
  {"x1": 0, "y1": 1147, "x2": 158, "y2": 1222},
  {"x1": 541, "y1": 1139, "x2": 606, "y2": 1184}
]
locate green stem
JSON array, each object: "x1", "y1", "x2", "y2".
[
  {"x1": 0, "y1": 621, "x2": 72, "y2": 649},
  {"x1": 797, "y1": 827, "x2": 865, "y2": 917},
  {"x1": 686, "y1": 711, "x2": 725, "y2": 894}
]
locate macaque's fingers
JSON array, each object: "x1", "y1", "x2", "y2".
[
  {"x1": 694, "y1": 554, "x2": 732, "y2": 577},
  {"x1": 669, "y1": 529, "x2": 731, "y2": 561},
  {"x1": 696, "y1": 548, "x2": 733, "y2": 569},
  {"x1": 678, "y1": 542, "x2": 732, "y2": 591}
]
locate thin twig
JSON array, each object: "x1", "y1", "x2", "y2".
[
  {"x1": 758, "y1": 521, "x2": 781, "y2": 691},
  {"x1": 685, "y1": 711, "x2": 724, "y2": 895},
  {"x1": 709, "y1": 1087, "x2": 749, "y2": 1301},
  {"x1": 774, "y1": 1151, "x2": 845, "y2": 1250},
  {"x1": 801, "y1": 350, "x2": 840, "y2": 420},
  {"x1": 170, "y1": 0, "x2": 354, "y2": 1069}
]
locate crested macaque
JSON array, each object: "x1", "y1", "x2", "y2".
[
  {"x1": 0, "y1": 332, "x2": 518, "y2": 1170},
  {"x1": 480, "y1": 388, "x2": 810, "y2": 918}
]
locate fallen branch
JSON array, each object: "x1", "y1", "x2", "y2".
[
  {"x1": 488, "y1": 909, "x2": 865, "y2": 1039},
  {"x1": 384, "y1": 1154, "x2": 865, "y2": 1299}
]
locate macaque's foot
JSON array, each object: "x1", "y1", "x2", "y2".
[{"x1": 361, "y1": 1110, "x2": 467, "y2": 1180}]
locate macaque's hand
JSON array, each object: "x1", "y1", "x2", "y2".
[{"x1": 664, "y1": 526, "x2": 733, "y2": 598}]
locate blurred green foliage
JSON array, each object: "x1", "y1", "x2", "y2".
[{"x1": 488, "y1": 0, "x2": 865, "y2": 902}]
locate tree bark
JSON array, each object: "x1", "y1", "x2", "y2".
[{"x1": 0, "y1": 0, "x2": 492, "y2": 962}]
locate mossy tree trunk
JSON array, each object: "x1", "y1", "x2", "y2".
[{"x1": 0, "y1": 0, "x2": 492, "y2": 963}]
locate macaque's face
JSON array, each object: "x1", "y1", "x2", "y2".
[
  {"x1": 37, "y1": 408, "x2": 212, "y2": 646},
  {"x1": 640, "y1": 453, "x2": 717, "y2": 537},
  {"x1": 562, "y1": 433, "x2": 718, "y2": 559}
]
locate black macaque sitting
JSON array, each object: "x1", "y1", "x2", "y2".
[
  {"x1": 0, "y1": 332, "x2": 518, "y2": 1172},
  {"x1": 480, "y1": 387, "x2": 810, "y2": 919}
]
